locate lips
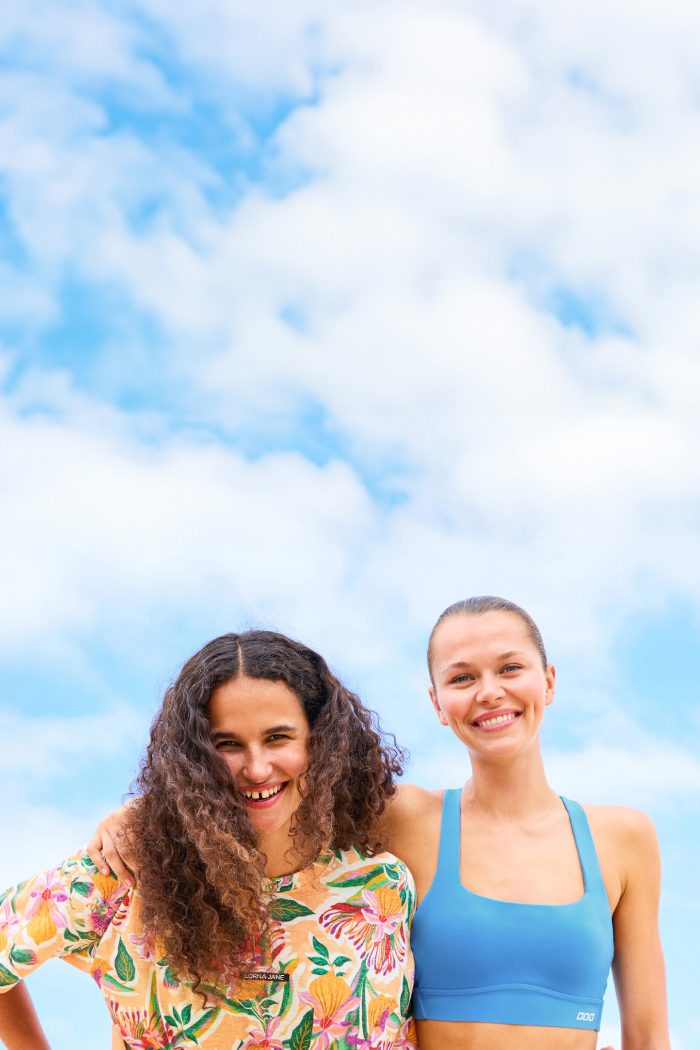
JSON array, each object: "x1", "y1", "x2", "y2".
[
  {"x1": 471, "y1": 711, "x2": 521, "y2": 731},
  {"x1": 242, "y1": 781, "x2": 289, "y2": 808}
]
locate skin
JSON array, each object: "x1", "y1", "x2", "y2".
[
  {"x1": 87, "y1": 614, "x2": 670, "y2": 1050},
  {"x1": 0, "y1": 676, "x2": 312, "y2": 1048},
  {"x1": 208, "y1": 675, "x2": 311, "y2": 876},
  {"x1": 0, "y1": 983, "x2": 52, "y2": 1050}
]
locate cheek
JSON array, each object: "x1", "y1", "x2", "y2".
[
  {"x1": 287, "y1": 743, "x2": 310, "y2": 779},
  {"x1": 439, "y1": 694, "x2": 469, "y2": 721},
  {"x1": 222, "y1": 754, "x2": 241, "y2": 776}
]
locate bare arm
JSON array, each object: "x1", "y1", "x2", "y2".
[
  {"x1": 610, "y1": 811, "x2": 670, "y2": 1050},
  {"x1": 85, "y1": 801, "x2": 136, "y2": 885},
  {"x1": 0, "y1": 982, "x2": 51, "y2": 1050},
  {"x1": 378, "y1": 783, "x2": 444, "y2": 902}
]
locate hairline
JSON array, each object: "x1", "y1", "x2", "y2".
[{"x1": 427, "y1": 600, "x2": 548, "y2": 684}]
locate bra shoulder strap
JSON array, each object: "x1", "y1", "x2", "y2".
[
  {"x1": 433, "y1": 787, "x2": 463, "y2": 888},
  {"x1": 560, "y1": 796, "x2": 607, "y2": 899}
]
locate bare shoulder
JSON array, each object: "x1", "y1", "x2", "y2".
[
  {"x1": 383, "y1": 783, "x2": 445, "y2": 888},
  {"x1": 382, "y1": 783, "x2": 443, "y2": 847},
  {"x1": 584, "y1": 804, "x2": 658, "y2": 845},
  {"x1": 583, "y1": 803, "x2": 660, "y2": 879},
  {"x1": 392, "y1": 782, "x2": 443, "y2": 814}
]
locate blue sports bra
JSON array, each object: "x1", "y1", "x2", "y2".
[{"x1": 411, "y1": 790, "x2": 614, "y2": 1031}]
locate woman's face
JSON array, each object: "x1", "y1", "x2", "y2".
[
  {"x1": 429, "y1": 610, "x2": 555, "y2": 760},
  {"x1": 209, "y1": 675, "x2": 310, "y2": 838}
]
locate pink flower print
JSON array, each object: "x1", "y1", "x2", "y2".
[
  {"x1": 359, "y1": 891, "x2": 402, "y2": 944},
  {"x1": 108, "y1": 1000, "x2": 165, "y2": 1049},
  {"x1": 0, "y1": 899, "x2": 20, "y2": 953},
  {"x1": 239, "y1": 1015, "x2": 286, "y2": 1050},
  {"x1": 89, "y1": 885, "x2": 130, "y2": 936},
  {"x1": 129, "y1": 933, "x2": 156, "y2": 963},
  {"x1": 26, "y1": 871, "x2": 68, "y2": 944},
  {"x1": 320, "y1": 888, "x2": 406, "y2": 975},
  {"x1": 299, "y1": 974, "x2": 360, "y2": 1050},
  {"x1": 393, "y1": 1017, "x2": 418, "y2": 1050}
]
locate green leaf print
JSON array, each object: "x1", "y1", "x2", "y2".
[
  {"x1": 400, "y1": 976, "x2": 411, "y2": 1017},
  {"x1": 333, "y1": 956, "x2": 351, "y2": 967},
  {"x1": 70, "y1": 879, "x2": 92, "y2": 897},
  {"x1": 308, "y1": 956, "x2": 329, "y2": 967},
  {"x1": 311, "y1": 936, "x2": 329, "y2": 959},
  {"x1": 100, "y1": 974, "x2": 140, "y2": 996},
  {"x1": 311, "y1": 968, "x2": 328, "y2": 976},
  {"x1": 327, "y1": 871, "x2": 387, "y2": 891},
  {"x1": 181, "y1": 1004, "x2": 192, "y2": 1025},
  {"x1": 279, "y1": 973, "x2": 293, "y2": 1019},
  {"x1": 9, "y1": 882, "x2": 27, "y2": 914},
  {"x1": 0, "y1": 963, "x2": 19, "y2": 988},
  {"x1": 115, "y1": 937, "x2": 136, "y2": 984},
  {"x1": 8, "y1": 947, "x2": 36, "y2": 968},
  {"x1": 269, "y1": 899, "x2": 315, "y2": 922},
  {"x1": 63, "y1": 929, "x2": 80, "y2": 943},
  {"x1": 157, "y1": 959, "x2": 180, "y2": 987},
  {"x1": 352, "y1": 960, "x2": 369, "y2": 1039},
  {"x1": 182, "y1": 1007, "x2": 220, "y2": 1043},
  {"x1": 290, "y1": 1009, "x2": 314, "y2": 1050}
]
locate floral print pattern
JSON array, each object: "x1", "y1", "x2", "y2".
[{"x1": 0, "y1": 847, "x2": 416, "y2": 1050}]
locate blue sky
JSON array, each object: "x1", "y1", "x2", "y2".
[{"x1": 2, "y1": 0, "x2": 700, "y2": 1046}]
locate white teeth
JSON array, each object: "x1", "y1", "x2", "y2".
[
  {"x1": 477, "y1": 713, "x2": 517, "y2": 728},
  {"x1": 245, "y1": 784, "x2": 283, "y2": 800}
]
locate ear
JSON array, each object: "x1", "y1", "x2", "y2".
[
  {"x1": 544, "y1": 664, "x2": 556, "y2": 707},
  {"x1": 429, "y1": 685, "x2": 449, "y2": 726}
]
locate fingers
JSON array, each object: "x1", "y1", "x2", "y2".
[
  {"x1": 85, "y1": 830, "x2": 108, "y2": 877},
  {"x1": 100, "y1": 828, "x2": 135, "y2": 887},
  {"x1": 86, "y1": 800, "x2": 139, "y2": 887}
]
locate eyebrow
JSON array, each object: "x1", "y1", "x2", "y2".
[
  {"x1": 443, "y1": 650, "x2": 527, "y2": 671},
  {"x1": 211, "y1": 724, "x2": 297, "y2": 741}
]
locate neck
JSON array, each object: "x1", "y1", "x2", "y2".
[
  {"x1": 463, "y1": 739, "x2": 559, "y2": 818},
  {"x1": 257, "y1": 823, "x2": 307, "y2": 879}
]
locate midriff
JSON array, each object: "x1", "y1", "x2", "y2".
[{"x1": 416, "y1": 1019, "x2": 599, "y2": 1050}]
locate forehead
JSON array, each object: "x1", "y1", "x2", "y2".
[
  {"x1": 432, "y1": 611, "x2": 533, "y2": 665},
  {"x1": 208, "y1": 676, "x2": 307, "y2": 731}
]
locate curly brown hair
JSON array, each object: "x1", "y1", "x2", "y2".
[{"x1": 125, "y1": 630, "x2": 405, "y2": 996}]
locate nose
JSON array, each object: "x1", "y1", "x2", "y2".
[
  {"x1": 240, "y1": 746, "x2": 273, "y2": 784},
  {"x1": 474, "y1": 671, "x2": 505, "y2": 705}
]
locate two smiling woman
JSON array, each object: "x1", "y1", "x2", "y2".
[{"x1": 0, "y1": 597, "x2": 670, "y2": 1050}]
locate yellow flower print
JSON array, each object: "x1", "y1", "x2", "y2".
[
  {"x1": 299, "y1": 973, "x2": 360, "y2": 1050},
  {"x1": 367, "y1": 995, "x2": 398, "y2": 1033},
  {"x1": 25, "y1": 871, "x2": 68, "y2": 945}
]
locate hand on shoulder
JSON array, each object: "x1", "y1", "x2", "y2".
[{"x1": 86, "y1": 800, "x2": 138, "y2": 886}]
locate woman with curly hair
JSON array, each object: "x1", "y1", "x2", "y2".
[{"x1": 0, "y1": 631, "x2": 417, "y2": 1050}]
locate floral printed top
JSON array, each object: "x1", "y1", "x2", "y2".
[{"x1": 0, "y1": 847, "x2": 417, "y2": 1050}]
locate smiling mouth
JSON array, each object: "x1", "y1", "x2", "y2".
[
  {"x1": 243, "y1": 783, "x2": 287, "y2": 803},
  {"x1": 472, "y1": 712, "x2": 521, "y2": 729}
]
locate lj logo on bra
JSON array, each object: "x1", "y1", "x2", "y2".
[{"x1": 576, "y1": 1012, "x2": 595, "y2": 1022}]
